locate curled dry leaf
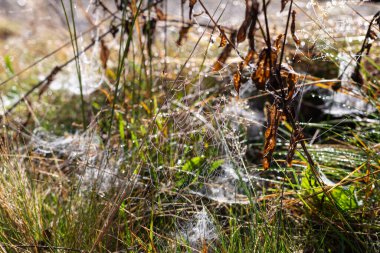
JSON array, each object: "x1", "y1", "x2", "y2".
[
  {"x1": 211, "y1": 30, "x2": 237, "y2": 72},
  {"x1": 291, "y1": 10, "x2": 300, "y2": 46},
  {"x1": 248, "y1": 1, "x2": 260, "y2": 51},
  {"x1": 243, "y1": 49, "x2": 256, "y2": 66},
  {"x1": 181, "y1": 0, "x2": 186, "y2": 23},
  {"x1": 176, "y1": 24, "x2": 192, "y2": 46},
  {"x1": 237, "y1": 0, "x2": 259, "y2": 46},
  {"x1": 251, "y1": 34, "x2": 283, "y2": 90},
  {"x1": 237, "y1": 0, "x2": 252, "y2": 43},
  {"x1": 189, "y1": 0, "x2": 197, "y2": 19},
  {"x1": 143, "y1": 19, "x2": 157, "y2": 56},
  {"x1": 233, "y1": 68, "x2": 241, "y2": 97},
  {"x1": 281, "y1": 0, "x2": 290, "y2": 12},
  {"x1": 280, "y1": 64, "x2": 299, "y2": 100},
  {"x1": 286, "y1": 72, "x2": 297, "y2": 101},
  {"x1": 219, "y1": 28, "x2": 228, "y2": 47},
  {"x1": 100, "y1": 39, "x2": 110, "y2": 69},
  {"x1": 237, "y1": 20, "x2": 250, "y2": 44},
  {"x1": 349, "y1": 11, "x2": 379, "y2": 86},
  {"x1": 251, "y1": 47, "x2": 278, "y2": 90},
  {"x1": 232, "y1": 50, "x2": 255, "y2": 96},
  {"x1": 155, "y1": 6, "x2": 166, "y2": 21},
  {"x1": 369, "y1": 30, "x2": 377, "y2": 40},
  {"x1": 286, "y1": 128, "x2": 304, "y2": 166},
  {"x1": 274, "y1": 34, "x2": 284, "y2": 50},
  {"x1": 22, "y1": 100, "x2": 32, "y2": 129},
  {"x1": 306, "y1": 41, "x2": 320, "y2": 64},
  {"x1": 263, "y1": 103, "x2": 281, "y2": 170},
  {"x1": 351, "y1": 66, "x2": 364, "y2": 86}
]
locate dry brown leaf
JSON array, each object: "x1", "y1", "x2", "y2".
[
  {"x1": 237, "y1": 20, "x2": 250, "y2": 44},
  {"x1": 243, "y1": 49, "x2": 255, "y2": 67},
  {"x1": 100, "y1": 40, "x2": 110, "y2": 69},
  {"x1": 274, "y1": 34, "x2": 284, "y2": 50},
  {"x1": 349, "y1": 12, "x2": 379, "y2": 86},
  {"x1": 286, "y1": 72, "x2": 297, "y2": 100},
  {"x1": 351, "y1": 66, "x2": 364, "y2": 86},
  {"x1": 251, "y1": 47, "x2": 277, "y2": 90},
  {"x1": 236, "y1": 0, "x2": 252, "y2": 43},
  {"x1": 263, "y1": 103, "x2": 281, "y2": 170},
  {"x1": 280, "y1": 64, "x2": 298, "y2": 100},
  {"x1": 248, "y1": 1, "x2": 260, "y2": 51},
  {"x1": 251, "y1": 34, "x2": 285, "y2": 90},
  {"x1": 176, "y1": 24, "x2": 192, "y2": 46},
  {"x1": 291, "y1": 10, "x2": 300, "y2": 46},
  {"x1": 155, "y1": 6, "x2": 166, "y2": 21},
  {"x1": 142, "y1": 18, "x2": 157, "y2": 56},
  {"x1": 219, "y1": 28, "x2": 228, "y2": 47},
  {"x1": 281, "y1": 0, "x2": 290, "y2": 12},
  {"x1": 233, "y1": 69, "x2": 241, "y2": 97},
  {"x1": 232, "y1": 50, "x2": 256, "y2": 96},
  {"x1": 286, "y1": 128, "x2": 304, "y2": 166},
  {"x1": 189, "y1": 0, "x2": 197, "y2": 19},
  {"x1": 369, "y1": 30, "x2": 377, "y2": 40},
  {"x1": 211, "y1": 30, "x2": 236, "y2": 71}
]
